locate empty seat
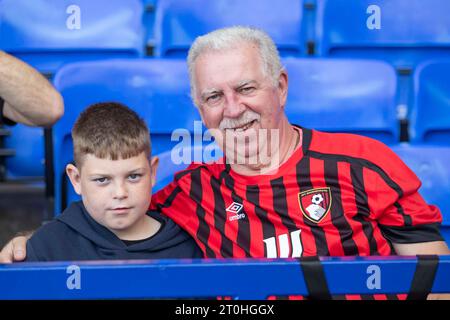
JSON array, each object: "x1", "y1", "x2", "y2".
[
  {"x1": 284, "y1": 57, "x2": 399, "y2": 144},
  {"x1": 154, "y1": 0, "x2": 305, "y2": 57},
  {"x1": 391, "y1": 144, "x2": 450, "y2": 245},
  {"x1": 52, "y1": 58, "x2": 200, "y2": 214},
  {"x1": 410, "y1": 60, "x2": 450, "y2": 144},
  {"x1": 315, "y1": 0, "x2": 450, "y2": 69},
  {"x1": 3, "y1": 125, "x2": 44, "y2": 180},
  {"x1": 0, "y1": 0, "x2": 144, "y2": 75}
]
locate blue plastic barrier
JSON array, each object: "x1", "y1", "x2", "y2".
[{"x1": 1, "y1": 256, "x2": 449, "y2": 299}]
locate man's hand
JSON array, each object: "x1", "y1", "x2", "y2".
[{"x1": 0, "y1": 235, "x2": 30, "y2": 263}]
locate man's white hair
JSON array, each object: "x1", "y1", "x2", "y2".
[{"x1": 187, "y1": 26, "x2": 283, "y2": 106}]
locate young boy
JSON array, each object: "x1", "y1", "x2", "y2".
[{"x1": 25, "y1": 102, "x2": 203, "y2": 261}]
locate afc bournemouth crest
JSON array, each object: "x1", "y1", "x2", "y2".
[{"x1": 298, "y1": 187, "x2": 332, "y2": 223}]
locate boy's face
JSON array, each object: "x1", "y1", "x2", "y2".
[{"x1": 66, "y1": 152, "x2": 158, "y2": 239}]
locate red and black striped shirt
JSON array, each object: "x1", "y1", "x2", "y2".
[{"x1": 151, "y1": 127, "x2": 443, "y2": 258}]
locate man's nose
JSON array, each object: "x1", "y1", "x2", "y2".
[
  {"x1": 113, "y1": 181, "x2": 128, "y2": 200},
  {"x1": 223, "y1": 92, "x2": 246, "y2": 118}
]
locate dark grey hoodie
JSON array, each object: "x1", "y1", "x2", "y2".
[{"x1": 25, "y1": 201, "x2": 203, "y2": 261}]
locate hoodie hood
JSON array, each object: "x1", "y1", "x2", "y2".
[{"x1": 57, "y1": 201, "x2": 193, "y2": 253}]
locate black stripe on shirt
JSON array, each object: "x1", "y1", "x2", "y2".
[
  {"x1": 190, "y1": 169, "x2": 216, "y2": 258},
  {"x1": 223, "y1": 174, "x2": 252, "y2": 258},
  {"x1": 156, "y1": 185, "x2": 182, "y2": 211},
  {"x1": 379, "y1": 223, "x2": 444, "y2": 244},
  {"x1": 350, "y1": 163, "x2": 381, "y2": 255},
  {"x1": 246, "y1": 184, "x2": 276, "y2": 258},
  {"x1": 271, "y1": 177, "x2": 301, "y2": 231},
  {"x1": 323, "y1": 159, "x2": 359, "y2": 255},
  {"x1": 297, "y1": 156, "x2": 330, "y2": 256},
  {"x1": 211, "y1": 174, "x2": 234, "y2": 258}
]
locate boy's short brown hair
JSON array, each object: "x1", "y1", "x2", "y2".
[{"x1": 72, "y1": 102, "x2": 151, "y2": 167}]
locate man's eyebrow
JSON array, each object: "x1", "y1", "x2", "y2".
[{"x1": 236, "y1": 80, "x2": 257, "y2": 88}]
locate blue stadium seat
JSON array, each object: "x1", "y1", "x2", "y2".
[
  {"x1": 315, "y1": 0, "x2": 450, "y2": 69},
  {"x1": 409, "y1": 60, "x2": 450, "y2": 144},
  {"x1": 0, "y1": 0, "x2": 144, "y2": 180},
  {"x1": 3, "y1": 125, "x2": 44, "y2": 180},
  {"x1": 154, "y1": 0, "x2": 305, "y2": 57},
  {"x1": 52, "y1": 58, "x2": 201, "y2": 215},
  {"x1": 315, "y1": 0, "x2": 450, "y2": 119},
  {"x1": 391, "y1": 144, "x2": 450, "y2": 245},
  {"x1": 284, "y1": 57, "x2": 399, "y2": 144},
  {"x1": 0, "y1": 0, "x2": 144, "y2": 75}
]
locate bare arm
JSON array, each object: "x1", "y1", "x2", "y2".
[
  {"x1": 393, "y1": 241, "x2": 450, "y2": 300},
  {"x1": 392, "y1": 241, "x2": 450, "y2": 255},
  {"x1": 0, "y1": 51, "x2": 64, "y2": 127}
]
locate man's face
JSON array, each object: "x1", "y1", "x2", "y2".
[
  {"x1": 66, "y1": 152, "x2": 158, "y2": 239},
  {"x1": 193, "y1": 43, "x2": 288, "y2": 166}
]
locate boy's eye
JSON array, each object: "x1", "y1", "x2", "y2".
[
  {"x1": 128, "y1": 173, "x2": 142, "y2": 181},
  {"x1": 94, "y1": 177, "x2": 108, "y2": 184}
]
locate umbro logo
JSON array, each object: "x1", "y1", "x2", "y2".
[{"x1": 226, "y1": 202, "x2": 246, "y2": 221}]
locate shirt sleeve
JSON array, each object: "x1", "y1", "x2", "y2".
[
  {"x1": 365, "y1": 145, "x2": 444, "y2": 244},
  {"x1": 150, "y1": 163, "x2": 201, "y2": 233}
]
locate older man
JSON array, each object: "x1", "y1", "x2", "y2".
[
  {"x1": 150, "y1": 27, "x2": 449, "y2": 260},
  {"x1": 1, "y1": 27, "x2": 448, "y2": 293}
]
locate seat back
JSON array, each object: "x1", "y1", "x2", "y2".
[
  {"x1": 0, "y1": 0, "x2": 144, "y2": 74},
  {"x1": 410, "y1": 60, "x2": 450, "y2": 144},
  {"x1": 284, "y1": 57, "x2": 399, "y2": 144},
  {"x1": 316, "y1": 0, "x2": 450, "y2": 68},
  {"x1": 392, "y1": 144, "x2": 450, "y2": 245},
  {"x1": 154, "y1": 0, "x2": 305, "y2": 57}
]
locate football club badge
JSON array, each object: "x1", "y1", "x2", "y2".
[{"x1": 298, "y1": 187, "x2": 332, "y2": 223}]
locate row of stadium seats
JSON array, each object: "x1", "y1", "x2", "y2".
[
  {"x1": 5, "y1": 57, "x2": 450, "y2": 180},
  {"x1": 1, "y1": 0, "x2": 449, "y2": 70},
  {"x1": 2, "y1": 0, "x2": 450, "y2": 181},
  {"x1": 47, "y1": 58, "x2": 450, "y2": 245}
]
